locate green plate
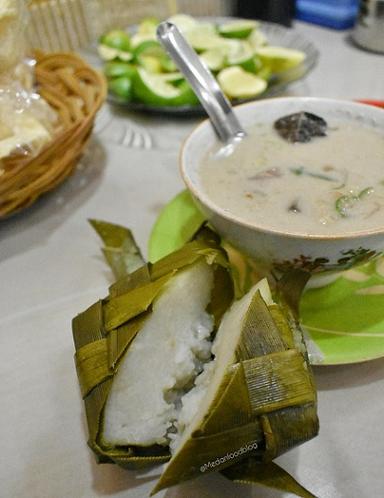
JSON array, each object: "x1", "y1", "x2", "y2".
[{"x1": 148, "y1": 191, "x2": 384, "y2": 366}]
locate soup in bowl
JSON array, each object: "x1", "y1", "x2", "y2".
[{"x1": 180, "y1": 97, "x2": 384, "y2": 273}]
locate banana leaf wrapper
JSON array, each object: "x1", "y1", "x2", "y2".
[
  {"x1": 72, "y1": 232, "x2": 234, "y2": 469},
  {"x1": 73, "y1": 221, "x2": 318, "y2": 497},
  {"x1": 89, "y1": 219, "x2": 145, "y2": 279},
  {"x1": 221, "y1": 459, "x2": 318, "y2": 498},
  {"x1": 151, "y1": 288, "x2": 318, "y2": 494}
]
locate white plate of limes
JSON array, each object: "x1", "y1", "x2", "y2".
[{"x1": 96, "y1": 15, "x2": 319, "y2": 115}]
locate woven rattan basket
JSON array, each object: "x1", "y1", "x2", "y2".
[{"x1": 0, "y1": 51, "x2": 107, "y2": 218}]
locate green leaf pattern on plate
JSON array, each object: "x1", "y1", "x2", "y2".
[{"x1": 300, "y1": 258, "x2": 384, "y2": 365}]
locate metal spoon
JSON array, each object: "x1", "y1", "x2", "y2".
[{"x1": 156, "y1": 21, "x2": 246, "y2": 147}]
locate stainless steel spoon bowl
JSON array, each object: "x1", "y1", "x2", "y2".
[{"x1": 156, "y1": 21, "x2": 246, "y2": 145}]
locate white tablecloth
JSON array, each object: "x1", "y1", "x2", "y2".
[{"x1": 1, "y1": 21, "x2": 384, "y2": 498}]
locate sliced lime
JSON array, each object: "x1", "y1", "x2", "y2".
[
  {"x1": 225, "y1": 40, "x2": 258, "y2": 72},
  {"x1": 252, "y1": 55, "x2": 264, "y2": 73},
  {"x1": 138, "y1": 17, "x2": 159, "y2": 36},
  {"x1": 98, "y1": 45, "x2": 133, "y2": 62},
  {"x1": 130, "y1": 32, "x2": 157, "y2": 49},
  {"x1": 171, "y1": 80, "x2": 199, "y2": 105},
  {"x1": 98, "y1": 44, "x2": 119, "y2": 61},
  {"x1": 109, "y1": 76, "x2": 132, "y2": 101},
  {"x1": 185, "y1": 25, "x2": 222, "y2": 52},
  {"x1": 256, "y1": 65, "x2": 272, "y2": 81},
  {"x1": 195, "y1": 22, "x2": 216, "y2": 35},
  {"x1": 133, "y1": 40, "x2": 164, "y2": 59},
  {"x1": 104, "y1": 61, "x2": 136, "y2": 79},
  {"x1": 133, "y1": 68, "x2": 180, "y2": 100},
  {"x1": 236, "y1": 56, "x2": 262, "y2": 74},
  {"x1": 200, "y1": 48, "x2": 226, "y2": 72},
  {"x1": 133, "y1": 40, "x2": 164, "y2": 72},
  {"x1": 167, "y1": 14, "x2": 198, "y2": 33},
  {"x1": 185, "y1": 32, "x2": 223, "y2": 52},
  {"x1": 117, "y1": 51, "x2": 133, "y2": 62},
  {"x1": 248, "y1": 29, "x2": 268, "y2": 49},
  {"x1": 220, "y1": 37, "x2": 244, "y2": 52},
  {"x1": 132, "y1": 68, "x2": 198, "y2": 106},
  {"x1": 159, "y1": 72, "x2": 184, "y2": 84},
  {"x1": 160, "y1": 56, "x2": 177, "y2": 73},
  {"x1": 218, "y1": 20, "x2": 259, "y2": 39},
  {"x1": 217, "y1": 66, "x2": 267, "y2": 99},
  {"x1": 99, "y1": 30, "x2": 131, "y2": 51},
  {"x1": 255, "y1": 46, "x2": 306, "y2": 72},
  {"x1": 137, "y1": 54, "x2": 163, "y2": 73}
]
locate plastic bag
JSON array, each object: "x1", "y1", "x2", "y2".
[
  {"x1": 0, "y1": 0, "x2": 58, "y2": 162},
  {"x1": 0, "y1": 0, "x2": 29, "y2": 72}
]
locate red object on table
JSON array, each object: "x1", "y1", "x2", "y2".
[{"x1": 356, "y1": 99, "x2": 384, "y2": 108}]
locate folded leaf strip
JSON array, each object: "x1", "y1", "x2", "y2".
[
  {"x1": 242, "y1": 350, "x2": 315, "y2": 415},
  {"x1": 75, "y1": 339, "x2": 112, "y2": 398}
]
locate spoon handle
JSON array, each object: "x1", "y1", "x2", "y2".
[{"x1": 157, "y1": 21, "x2": 246, "y2": 143}]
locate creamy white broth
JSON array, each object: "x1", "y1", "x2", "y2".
[{"x1": 200, "y1": 120, "x2": 384, "y2": 235}]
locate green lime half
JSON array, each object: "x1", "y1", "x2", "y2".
[
  {"x1": 225, "y1": 40, "x2": 259, "y2": 72},
  {"x1": 218, "y1": 20, "x2": 259, "y2": 39},
  {"x1": 255, "y1": 46, "x2": 306, "y2": 72},
  {"x1": 117, "y1": 51, "x2": 133, "y2": 62},
  {"x1": 130, "y1": 32, "x2": 157, "y2": 49},
  {"x1": 138, "y1": 17, "x2": 159, "y2": 36},
  {"x1": 99, "y1": 29, "x2": 131, "y2": 51},
  {"x1": 185, "y1": 25, "x2": 222, "y2": 52},
  {"x1": 104, "y1": 61, "x2": 136, "y2": 79},
  {"x1": 98, "y1": 45, "x2": 119, "y2": 61},
  {"x1": 133, "y1": 40, "x2": 164, "y2": 59},
  {"x1": 200, "y1": 48, "x2": 226, "y2": 72},
  {"x1": 256, "y1": 65, "x2": 272, "y2": 81},
  {"x1": 132, "y1": 68, "x2": 198, "y2": 107},
  {"x1": 248, "y1": 29, "x2": 268, "y2": 50},
  {"x1": 108, "y1": 76, "x2": 132, "y2": 101},
  {"x1": 159, "y1": 72, "x2": 184, "y2": 84},
  {"x1": 167, "y1": 14, "x2": 198, "y2": 33},
  {"x1": 160, "y1": 56, "x2": 177, "y2": 73},
  {"x1": 137, "y1": 54, "x2": 163, "y2": 73},
  {"x1": 98, "y1": 45, "x2": 133, "y2": 62},
  {"x1": 217, "y1": 66, "x2": 267, "y2": 99}
]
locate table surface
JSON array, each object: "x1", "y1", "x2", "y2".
[{"x1": 1, "y1": 20, "x2": 384, "y2": 498}]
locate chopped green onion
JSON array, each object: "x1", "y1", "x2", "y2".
[
  {"x1": 289, "y1": 166, "x2": 337, "y2": 182},
  {"x1": 335, "y1": 194, "x2": 358, "y2": 217},
  {"x1": 335, "y1": 187, "x2": 374, "y2": 217},
  {"x1": 358, "y1": 187, "x2": 374, "y2": 199}
]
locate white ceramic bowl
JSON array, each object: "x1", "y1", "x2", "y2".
[{"x1": 180, "y1": 97, "x2": 384, "y2": 273}]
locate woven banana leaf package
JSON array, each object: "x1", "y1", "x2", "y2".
[{"x1": 72, "y1": 220, "x2": 319, "y2": 498}]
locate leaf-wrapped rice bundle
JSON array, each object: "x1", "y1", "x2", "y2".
[{"x1": 72, "y1": 221, "x2": 318, "y2": 497}]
